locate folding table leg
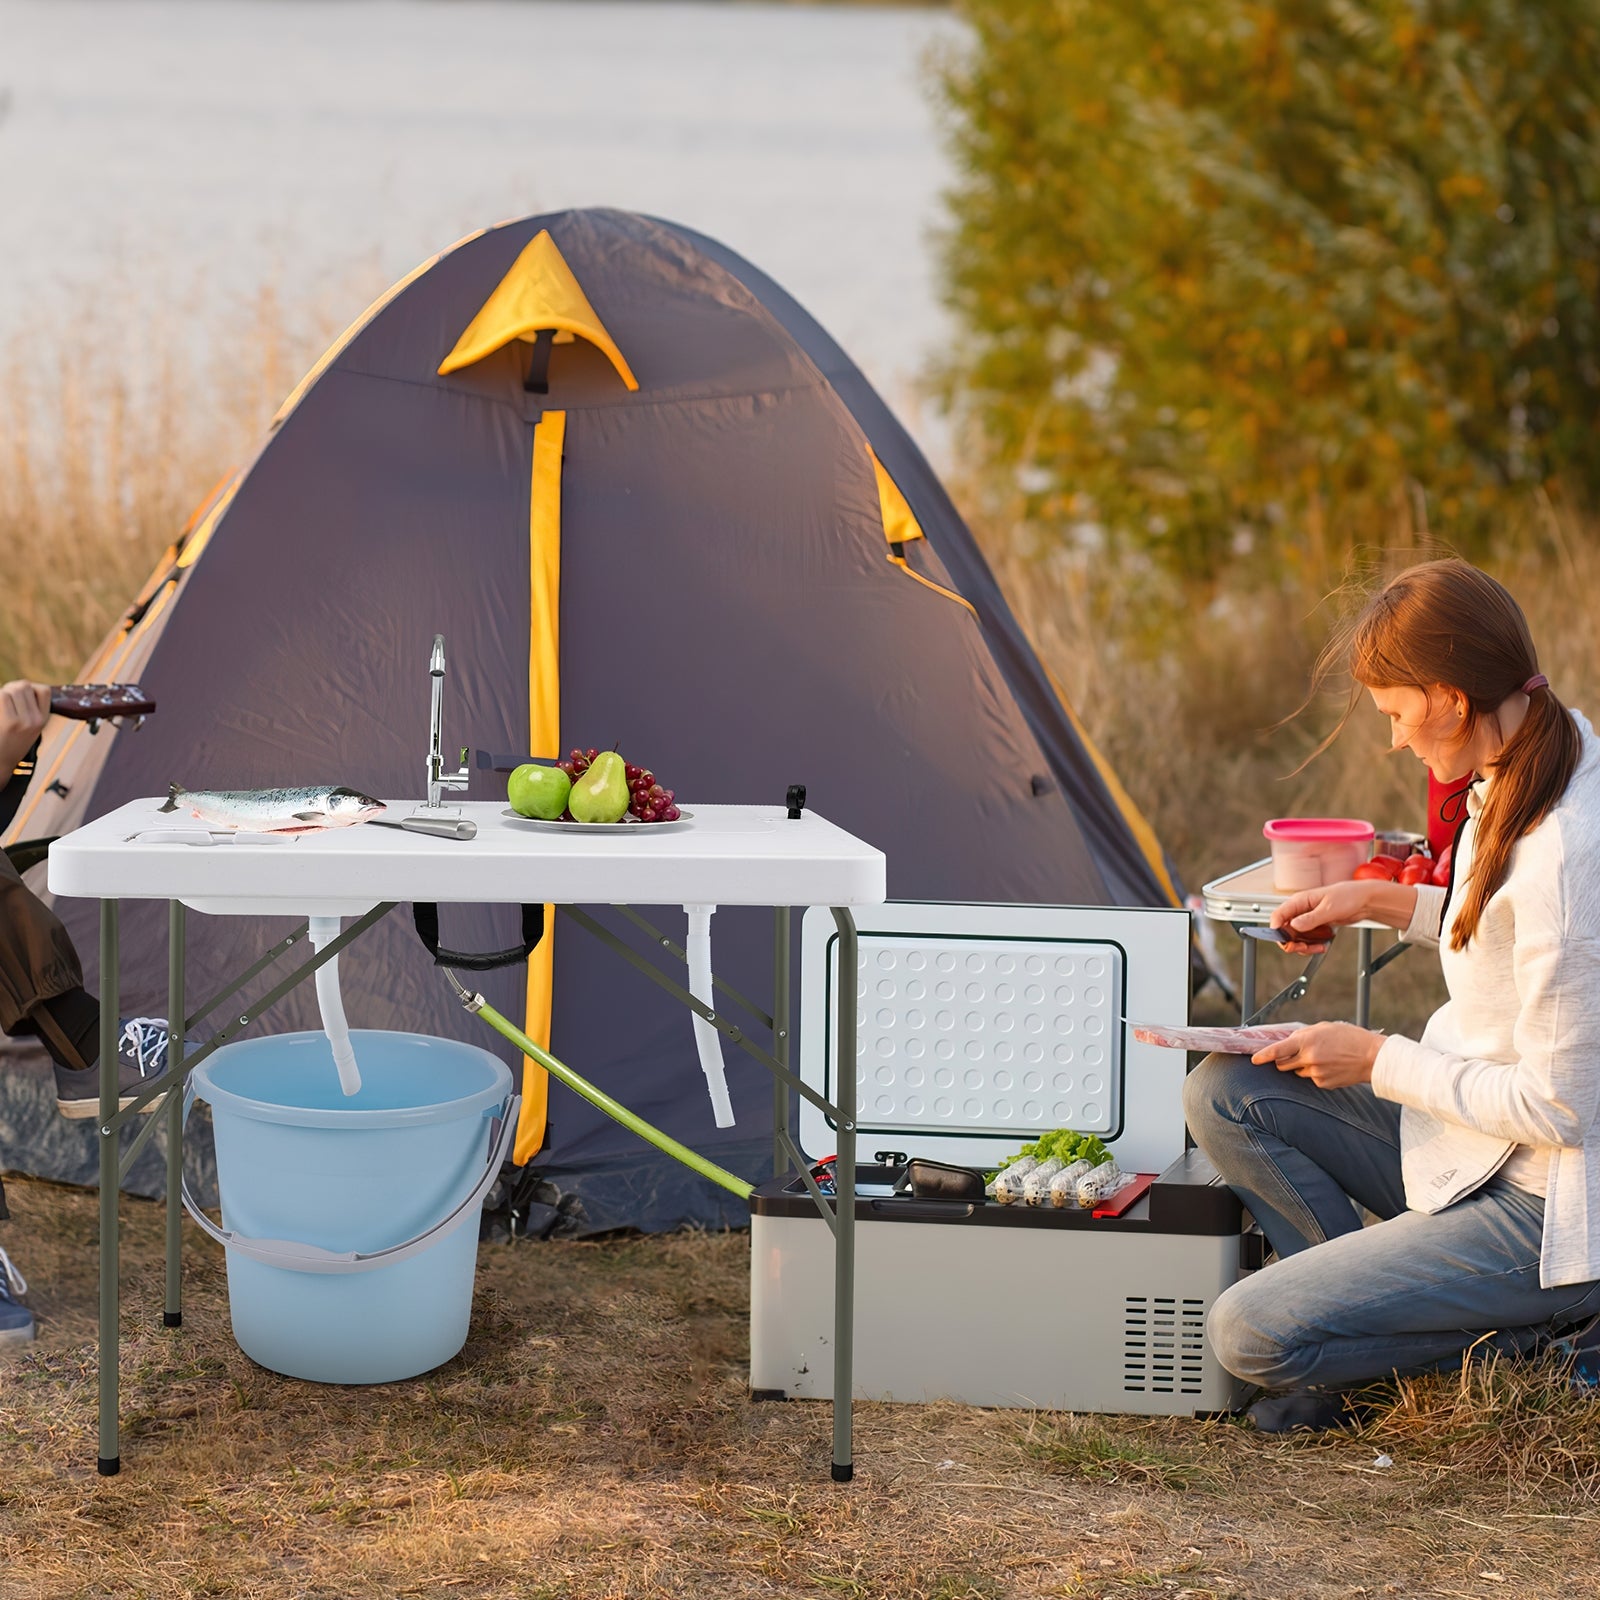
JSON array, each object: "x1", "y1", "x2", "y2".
[
  {"x1": 97, "y1": 899, "x2": 121, "y2": 1476},
  {"x1": 1355, "y1": 927, "x2": 1373, "y2": 1028},
  {"x1": 772, "y1": 906, "x2": 790, "y2": 1177},
  {"x1": 829, "y1": 906, "x2": 857, "y2": 1483},
  {"x1": 164, "y1": 901, "x2": 185, "y2": 1328}
]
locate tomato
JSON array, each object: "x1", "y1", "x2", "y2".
[
  {"x1": 1399, "y1": 861, "x2": 1433, "y2": 885},
  {"x1": 1403, "y1": 852, "x2": 1431, "y2": 871},
  {"x1": 1431, "y1": 843, "x2": 1453, "y2": 887},
  {"x1": 1353, "y1": 859, "x2": 1400, "y2": 882}
]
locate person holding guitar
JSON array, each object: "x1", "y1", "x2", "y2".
[{"x1": 1, "y1": 680, "x2": 171, "y2": 1347}]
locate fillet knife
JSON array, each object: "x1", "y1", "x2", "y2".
[{"x1": 369, "y1": 816, "x2": 479, "y2": 841}]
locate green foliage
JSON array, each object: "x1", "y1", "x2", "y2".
[{"x1": 936, "y1": 0, "x2": 1600, "y2": 576}]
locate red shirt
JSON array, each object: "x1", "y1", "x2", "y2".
[{"x1": 1428, "y1": 771, "x2": 1474, "y2": 858}]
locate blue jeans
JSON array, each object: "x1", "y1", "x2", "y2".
[{"x1": 1183, "y1": 1053, "x2": 1600, "y2": 1390}]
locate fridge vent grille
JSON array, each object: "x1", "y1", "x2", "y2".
[{"x1": 1122, "y1": 1295, "x2": 1207, "y2": 1396}]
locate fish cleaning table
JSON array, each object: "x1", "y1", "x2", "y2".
[{"x1": 47, "y1": 798, "x2": 887, "y2": 1479}]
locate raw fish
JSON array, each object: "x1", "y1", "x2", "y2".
[{"x1": 158, "y1": 783, "x2": 385, "y2": 833}]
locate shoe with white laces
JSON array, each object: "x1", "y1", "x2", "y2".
[
  {"x1": 0, "y1": 1247, "x2": 34, "y2": 1345},
  {"x1": 53, "y1": 1016, "x2": 174, "y2": 1119}
]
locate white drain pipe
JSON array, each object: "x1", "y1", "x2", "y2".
[
  {"x1": 684, "y1": 904, "x2": 734, "y2": 1128},
  {"x1": 309, "y1": 916, "x2": 362, "y2": 1096}
]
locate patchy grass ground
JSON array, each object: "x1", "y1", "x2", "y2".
[{"x1": 3, "y1": 1178, "x2": 1599, "y2": 1598}]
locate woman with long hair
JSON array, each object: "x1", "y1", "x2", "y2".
[{"x1": 1185, "y1": 557, "x2": 1600, "y2": 1431}]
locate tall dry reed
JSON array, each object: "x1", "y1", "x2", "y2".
[{"x1": 0, "y1": 282, "x2": 352, "y2": 685}]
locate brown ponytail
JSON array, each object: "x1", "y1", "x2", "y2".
[{"x1": 1343, "y1": 559, "x2": 1581, "y2": 949}]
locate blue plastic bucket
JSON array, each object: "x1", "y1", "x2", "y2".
[{"x1": 187, "y1": 1030, "x2": 514, "y2": 1384}]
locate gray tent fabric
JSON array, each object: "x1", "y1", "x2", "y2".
[
  {"x1": 667, "y1": 221, "x2": 1184, "y2": 913},
  {"x1": 3, "y1": 209, "x2": 1181, "y2": 1232}
]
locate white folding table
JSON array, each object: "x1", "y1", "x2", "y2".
[
  {"x1": 1201, "y1": 856, "x2": 1411, "y2": 1026},
  {"x1": 48, "y1": 798, "x2": 886, "y2": 1479}
]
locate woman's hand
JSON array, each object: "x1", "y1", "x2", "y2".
[
  {"x1": 1250, "y1": 1021, "x2": 1385, "y2": 1089},
  {"x1": 1267, "y1": 881, "x2": 1373, "y2": 953}
]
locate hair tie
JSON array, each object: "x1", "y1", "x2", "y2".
[{"x1": 1522, "y1": 673, "x2": 1548, "y2": 694}]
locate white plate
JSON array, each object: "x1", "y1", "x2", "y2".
[{"x1": 500, "y1": 806, "x2": 694, "y2": 835}]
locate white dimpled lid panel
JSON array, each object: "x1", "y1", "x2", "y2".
[{"x1": 840, "y1": 936, "x2": 1124, "y2": 1136}]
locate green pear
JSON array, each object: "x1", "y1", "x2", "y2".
[
  {"x1": 569, "y1": 750, "x2": 630, "y2": 823},
  {"x1": 507, "y1": 762, "x2": 570, "y2": 820}
]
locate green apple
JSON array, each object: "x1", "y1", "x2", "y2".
[{"x1": 508, "y1": 762, "x2": 571, "y2": 820}]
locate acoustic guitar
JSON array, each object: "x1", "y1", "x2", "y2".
[{"x1": 49, "y1": 683, "x2": 157, "y2": 732}]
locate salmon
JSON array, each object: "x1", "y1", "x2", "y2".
[{"x1": 157, "y1": 784, "x2": 386, "y2": 833}]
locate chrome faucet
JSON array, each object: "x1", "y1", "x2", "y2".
[{"x1": 424, "y1": 634, "x2": 470, "y2": 810}]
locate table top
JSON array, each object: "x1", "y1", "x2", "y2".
[
  {"x1": 47, "y1": 799, "x2": 888, "y2": 917},
  {"x1": 1201, "y1": 857, "x2": 1388, "y2": 930}
]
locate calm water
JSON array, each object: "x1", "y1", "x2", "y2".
[{"x1": 0, "y1": 0, "x2": 962, "y2": 455}]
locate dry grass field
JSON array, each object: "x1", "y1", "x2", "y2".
[
  {"x1": 4, "y1": 1172, "x2": 1600, "y2": 1600},
  {"x1": 8, "y1": 301, "x2": 1600, "y2": 1598}
]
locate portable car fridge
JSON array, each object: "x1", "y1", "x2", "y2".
[{"x1": 749, "y1": 902, "x2": 1253, "y2": 1416}]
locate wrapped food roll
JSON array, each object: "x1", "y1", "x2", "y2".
[
  {"x1": 991, "y1": 1154, "x2": 1040, "y2": 1205},
  {"x1": 1048, "y1": 1159, "x2": 1095, "y2": 1207},
  {"x1": 1075, "y1": 1159, "x2": 1129, "y2": 1209},
  {"x1": 1022, "y1": 1157, "x2": 1067, "y2": 1206}
]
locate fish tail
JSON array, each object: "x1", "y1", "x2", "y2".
[{"x1": 158, "y1": 783, "x2": 184, "y2": 814}]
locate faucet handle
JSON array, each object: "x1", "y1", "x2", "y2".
[{"x1": 438, "y1": 746, "x2": 470, "y2": 791}]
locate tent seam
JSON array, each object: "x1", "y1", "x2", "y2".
[{"x1": 326, "y1": 364, "x2": 834, "y2": 421}]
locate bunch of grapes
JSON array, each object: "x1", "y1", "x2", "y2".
[
  {"x1": 625, "y1": 761, "x2": 680, "y2": 823},
  {"x1": 554, "y1": 747, "x2": 681, "y2": 823},
  {"x1": 555, "y1": 747, "x2": 599, "y2": 782}
]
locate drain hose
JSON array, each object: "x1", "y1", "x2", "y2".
[
  {"x1": 447, "y1": 975, "x2": 752, "y2": 1201},
  {"x1": 309, "y1": 916, "x2": 362, "y2": 1096},
  {"x1": 685, "y1": 904, "x2": 734, "y2": 1128}
]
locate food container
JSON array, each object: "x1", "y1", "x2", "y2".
[
  {"x1": 1263, "y1": 817, "x2": 1374, "y2": 892},
  {"x1": 1373, "y1": 829, "x2": 1427, "y2": 862}
]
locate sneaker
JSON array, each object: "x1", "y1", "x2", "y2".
[
  {"x1": 1549, "y1": 1312, "x2": 1600, "y2": 1391},
  {"x1": 1245, "y1": 1388, "x2": 1364, "y2": 1433},
  {"x1": 0, "y1": 1247, "x2": 34, "y2": 1346},
  {"x1": 54, "y1": 1016, "x2": 173, "y2": 1120}
]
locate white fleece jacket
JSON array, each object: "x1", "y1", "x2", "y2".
[{"x1": 1372, "y1": 709, "x2": 1600, "y2": 1288}]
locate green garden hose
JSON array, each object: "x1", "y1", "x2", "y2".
[{"x1": 446, "y1": 972, "x2": 754, "y2": 1202}]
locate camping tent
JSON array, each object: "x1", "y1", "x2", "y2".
[{"x1": 4, "y1": 208, "x2": 1182, "y2": 1231}]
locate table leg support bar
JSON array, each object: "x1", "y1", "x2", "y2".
[
  {"x1": 613, "y1": 905, "x2": 775, "y2": 1032},
  {"x1": 557, "y1": 905, "x2": 837, "y2": 1124},
  {"x1": 105, "y1": 903, "x2": 398, "y2": 1134},
  {"x1": 775, "y1": 1127, "x2": 836, "y2": 1237}
]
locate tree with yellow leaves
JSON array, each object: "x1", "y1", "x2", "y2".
[{"x1": 936, "y1": 0, "x2": 1600, "y2": 576}]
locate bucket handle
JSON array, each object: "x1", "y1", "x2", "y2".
[{"x1": 179, "y1": 1089, "x2": 521, "y2": 1275}]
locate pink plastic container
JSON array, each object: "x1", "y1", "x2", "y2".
[{"x1": 1263, "y1": 818, "x2": 1374, "y2": 892}]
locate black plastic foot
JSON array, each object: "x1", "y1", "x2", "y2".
[
  {"x1": 831, "y1": 1462, "x2": 853, "y2": 1483},
  {"x1": 163, "y1": 1311, "x2": 182, "y2": 1328},
  {"x1": 749, "y1": 1388, "x2": 788, "y2": 1403},
  {"x1": 97, "y1": 1456, "x2": 120, "y2": 1477}
]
